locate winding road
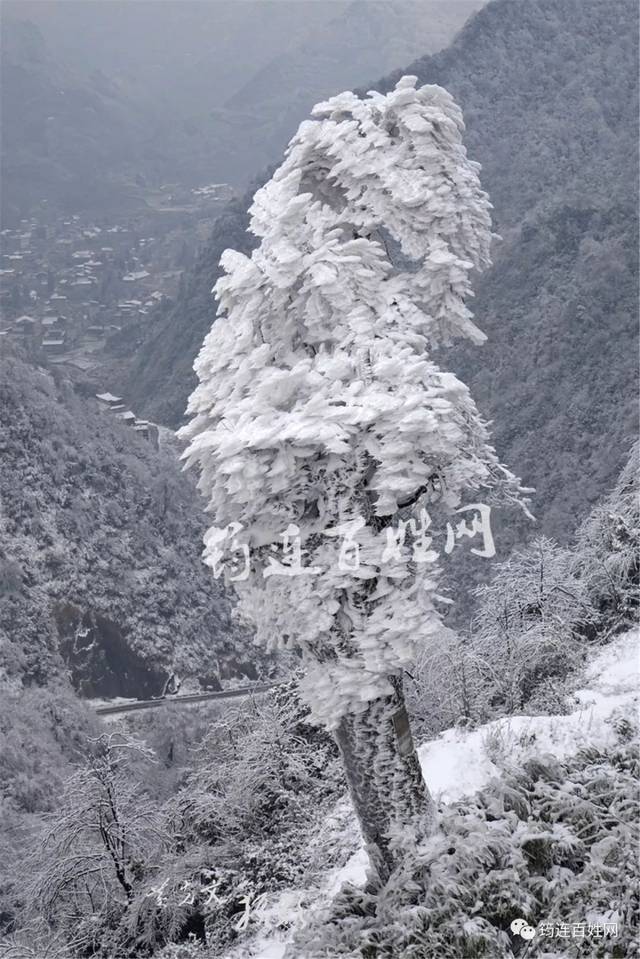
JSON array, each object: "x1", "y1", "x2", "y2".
[{"x1": 94, "y1": 682, "x2": 279, "y2": 716}]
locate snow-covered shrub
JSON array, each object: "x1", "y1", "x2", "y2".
[
  {"x1": 122, "y1": 858, "x2": 212, "y2": 957},
  {"x1": 574, "y1": 441, "x2": 639, "y2": 633},
  {"x1": 406, "y1": 539, "x2": 592, "y2": 735},
  {"x1": 404, "y1": 626, "x2": 489, "y2": 736},
  {"x1": 25, "y1": 733, "x2": 167, "y2": 958},
  {"x1": 408, "y1": 448, "x2": 637, "y2": 740},
  {"x1": 470, "y1": 537, "x2": 596, "y2": 716},
  {"x1": 0, "y1": 921, "x2": 76, "y2": 959},
  {"x1": 128, "y1": 691, "x2": 343, "y2": 955},
  {"x1": 291, "y1": 711, "x2": 638, "y2": 958},
  {"x1": 523, "y1": 674, "x2": 576, "y2": 716},
  {"x1": 118, "y1": 700, "x2": 224, "y2": 802},
  {"x1": 154, "y1": 938, "x2": 208, "y2": 959},
  {"x1": 175, "y1": 693, "x2": 340, "y2": 860}
]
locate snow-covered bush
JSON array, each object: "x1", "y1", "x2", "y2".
[
  {"x1": 408, "y1": 446, "x2": 637, "y2": 740},
  {"x1": 126, "y1": 691, "x2": 343, "y2": 955},
  {"x1": 292, "y1": 711, "x2": 638, "y2": 958},
  {"x1": 406, "y1": 537, "x2": 594, "y2": 733},
  {"x1": 404, "y1": 625, "x2": 487, "y2": 736},
  {"x1": 0, "y1": 921, "x2": 76, "y2": 959},
  {"x1": 154, "y1": 939, "x2": 208, "y2": 959},
  {"x1": 175, "y1": 693, "x2": 340, "y2": 860},
  {"x1": 574, "y1": 441, "x2": 639, "y2": 632},
  {"x1": 470, "y1": 537, "x2": 596, "y2": 716},
  {"x1": 26, "y1": 733, "x2": 167, "y2": 958}
]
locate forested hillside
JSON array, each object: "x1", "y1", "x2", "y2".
[
  {"x1": 0, "y1": 352, "x2": 254, "y2": 698},
  {"x1": 383, "y1": 0, "x2": 639, "y2": 543},
  {"x1": 119, "y1": 0, "x2": 638, "y2": 549},
  {"x1": 115, "y1": 200, "x2": 254, "y2": 428}
]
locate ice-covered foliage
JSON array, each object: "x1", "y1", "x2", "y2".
[
  {"x1": 111, "y1": 692, "x2": 343, "y2": 957},
  {"x1": 407, "y1": 441, "x2": 638, "y2": 735},
  {"x1": 182, "y1": 77, "x2": 530, "y2": 728},
  {"x1": 290, "y1": 696, "x2": 639, "y2": 958},
  {"x1": 0, "y1": 685, "x2": 100, "y2": 942}
]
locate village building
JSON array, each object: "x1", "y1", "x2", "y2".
[
  {"x1": 41, "y1": 316, "x2": 60, "y2": 332},
  {"x1": 134, "y1": 419, "x2": 160, "y2": 449},
  {"x1": 122, "y1": 270, "x2": 151, "y2": 282},
  {"x1": 95, "y1": 392, "x2": 123, "y2": 410},
  {"x1": 13, "y1": 315, "x2": 40, "y2": 335},
  {"x1": 42, "y1": 335, "x2": 66, "y2": 354},
  {"x1": 115, "y1": 410, "x2": 137, "y2": 425}
]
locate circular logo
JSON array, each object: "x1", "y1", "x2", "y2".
[{"x1": 510, "y1": 918, "x2": 536, "y2": 940}]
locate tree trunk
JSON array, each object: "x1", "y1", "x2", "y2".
[{"x1": 333, "y1": 675, "x2": 436, "y2": 886}]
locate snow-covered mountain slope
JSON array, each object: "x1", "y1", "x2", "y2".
[
  {"x1": 0, "y1": 353, "x2": 255, "y2": 698},
  {"x1": 227, "y1": 629, "x2": 639, "y2": 958}
]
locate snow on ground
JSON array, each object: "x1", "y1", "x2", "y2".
[
  {"x1": 419, "y1": 628, "x2": 639, "y2": 803},
  {"x1": 224, "y1": 629, "x2": 639, "y2": 959}
]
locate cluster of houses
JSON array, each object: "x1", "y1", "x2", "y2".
[
  {"x1": 1, "y1": 183, "x2": 236, "y2": 369},
  {"x1": 0, "y1": 213, "x2": 170, "y2": 360},
  {"x1": 95, "y1": 392, "x2": 160, "y2": 449},
  {"x1": 6, "y1": 312, "x2": 68, "y2": 355}
]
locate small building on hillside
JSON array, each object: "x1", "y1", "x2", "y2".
[
  {"x1": 13, "y1": 315, "x2": 40, "y2": 336},
  {"x1": 116, "y1": 410, "x2": 137, "y2": 426},
  {"x1": 96, "y1": 392, "x2": 123, "y2": 410},
  {"x1": 134, "y1": 419, "x2": 160, "y2": 449},
  {"x1": 42, "y1": 335, "x2": 66, "y2": 354},
  {"x1": 41, "y1": 317, "x2": 61, "y2": 333}
]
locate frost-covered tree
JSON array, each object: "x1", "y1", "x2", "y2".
[
  {"x1": 472, "y1": 537, "x2": 595, "y2": 715},
  {"x1": 28, "y1": 733, "x2": 166, "y2": 955},
  {"x1": 182, "y1": 76, "x2": 529, "y2": 882}
]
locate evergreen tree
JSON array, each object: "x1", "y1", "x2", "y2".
[{"x1": 181, "y1": 77, "x2": 530, "y2": 883}]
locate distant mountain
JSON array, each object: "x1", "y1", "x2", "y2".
[
  {"x1": 119, "y1": 0, "x2": 638, "y2": 553},
  {"x1": 0, "y1": 351, "x2": 256, "y2": 698},
  {"x1": 214, "y1": 1, "x2": 482, "y2": 183},
  {"x1": 1, "y1": 2, "x2": 480, "y2": 217},
  {"x1": 0, "y1": 19, "x2": 156, "y2": 225}
]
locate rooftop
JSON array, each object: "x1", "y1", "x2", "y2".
[{"x1": 96, "y1": 392, "x2": 122, "y2": 404}]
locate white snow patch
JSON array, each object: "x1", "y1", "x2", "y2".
[
  {"x1": 244, "y1": 942, "x2": 286, "y2": 959},
  {"x1": 419, "y1": 628, "x2": 639, "y2": 802}
]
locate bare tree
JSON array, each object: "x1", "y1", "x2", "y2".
[{"x1": 28, "y1": 733, "x2": 167, "y2": 954}]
